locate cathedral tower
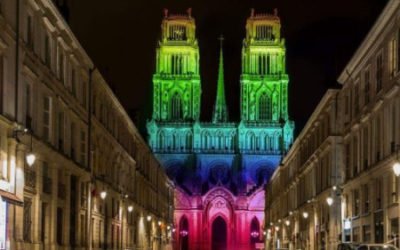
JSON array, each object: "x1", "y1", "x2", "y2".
[
  {"x1": 152, "y1": 9, "x2": 201, "y2": 122},
  {"x1": 239, "y1": 9, "x2": 293, "y2": 152}
]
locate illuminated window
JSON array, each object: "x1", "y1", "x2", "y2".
[
  {"x1": 258, "y1": 93, "x2": 271, "y2": 120},
  {"x1": 168, "y1": 25, "x2": 187, "y2": 40},
  {"x1": 255, "y1": 25, "x2": 273, "y2": 40}
]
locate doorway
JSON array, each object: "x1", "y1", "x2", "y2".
[
  {"x1": 212, "y1": 216, "x2": 227, "y2": 250},
  {"x1": 180, "y1": 216, "x2": 189, "y2": 250}
]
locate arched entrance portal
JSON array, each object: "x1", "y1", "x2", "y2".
[
  {"x1": 212, "y1": 216, "x2": 227, "y2": 250},
  {"x1": 179, "y1": 216, "x2": 189, "y2": 250},
  {"x1": 250, "y1": 217, "x2": 260, "y2": 249}
]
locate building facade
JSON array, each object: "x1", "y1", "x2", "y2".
[
  {"x1": 338, "y1": 0, "x2": 400, "y2": 246},
  {"x1": 265, "y1": 89, "x2": 342, "y2": 250},
  {"x1": 0, "y1": 0, "x2": 174, "y2": 249},
  {"x1": 265, "y1": 0, "x2": 400, "y2": 249},
  {"x1": 146, "y1": 9, "x2": 294, "y2": 250}
]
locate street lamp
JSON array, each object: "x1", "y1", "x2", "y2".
[
  {"x1": 26, "y1": 152, "x2": 36, "y2": 166},
  {"x1": 302, "y1": 212, "x2": 309, "y2": 219},
  {"x1": 326, "y1": 197, "x2": 334, "y2": 206},
  {"x1": 13, "y1": 128, "x2": 36, "y2": 166},
  {"x1": 128, "y1": 205, "x2": 133, "y2": 212},
  {"x1": 147, "y1": 215, "x2": 152, "y2": 222},
  {"x1": 100, "y1": 190, "x2": 107, "y2": 200},
  {"x1": 394, "y1": 162, "x2": 400, "y2": 177},
  {"x1": 285, "y1": 220, "x2": 290, "y2": 226}
]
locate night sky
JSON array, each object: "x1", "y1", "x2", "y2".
[{"x1": 67, "y1": 0, "x2": 386, "y2": 136}]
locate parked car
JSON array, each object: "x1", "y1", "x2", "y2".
[
  {"x1": 338, "y1": 243, "x2": 360, "y2": 250},
  {"x1": 357, "y1": 244, "x2": 399, "y2": 250}
]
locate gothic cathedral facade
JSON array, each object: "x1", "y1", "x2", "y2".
[{"x1": 147, "y1": 9, "x2": 294, "y2": 250}]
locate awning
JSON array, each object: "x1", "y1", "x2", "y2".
[{"x1": 0, "y1": 190, "x2": 23, "y2": 206}]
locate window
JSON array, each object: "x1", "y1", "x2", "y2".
[
  {"x1": 70, "y1": 123, "x2": 75, "y2": 159},
  {"x1": 376, "y1": 53, "x2": 383, "y2": 92},
  {"x1": 258, "y1": 54, "x2": 270, "y2": 75},
  {"x1": 58, "y1": 112, "x2": 64, "y2": 151},
  {"x1": 362, "y1": 225, "x2": 371, "y2": 243},
  {"x1": 354, "y1": 85, "x2": 359, "y2": 113},
  {"x1": 168, "y1": 25, "x2": 187, "y2": 40},
  {"x1": 258, "y1": 92, "x2": 271, "y2": 120},
  {"x1": 42, "y1": 162, "x2": 51, "y2": 194},
  {"x1": 43, "y1": 96, "x2": 52, "y2": 142},
  {"x1": 345, "y1": 143, "x2": 351, "y2": 180},
  {"x1": 171, "y1": 92, "x2": 182, "y2": 120},
  {"x1": 41, "y1": 203, "x2": 46, "y2": 242},
  {"x1": 389, "y1": 38, "x2": 397, "y2": 77},
  {"x1": 362, "y1": 184, "x2": 369, "y2": 213},
  {"x1": 80, "y1": 130, "x2": 86, "y2": 166},
  {"x1": 71, "y1": 69, "x2": 76, "y2": 96},
  {"x1": 364, "y1": 70, "x2": 370, "y2": 104},
  {"x1": 25, "y1": 83, "x2": 32, "y2": 129},
  {"x1": 58, "y1": 48, "x2": 65, "y2": 84},
  {"x1": 171, "y1": 54, "x2": 183, "y2": 74},
  {"x1": 352, "y1": 226, "x2": 360, "y2": 242},
  {"x1": 353, "y1": 189, "x2": 360, "y2": 216},
  {"x1": 255, "y1": 25, "x2": 273, "y2": 40},
  {"x1": 26, "y1": 15, "x2": 33, "y2": 48},
  {"x1": 44, "y1": 33, "x2": 51, "y2": 67},
  {"x1": 353, "y1": 136, "x2": 359, "y2": 176},
  {"x1": 363, "y1": 127, "x2": 368, "y2": 169},
  {"x1": 375, "y1": 117, "x2": 381, "y2": 161},
  {"x1": 82, "y1": 82, "x2": 87, "y2": 109},
  {"x1": 23, "y1": 197, "x2": 32, "y2": 242},
  {"x1": 56, "y1": 207, "x2": 63, "y2": 245},
  {"x1": 376, "y1": 178, "x2": 383, "y2": 209},
  {"x1": 391, "y1": 174, "x2": 398, "y2": 203}
]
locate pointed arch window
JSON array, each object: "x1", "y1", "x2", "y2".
[
  {"x1": 171, "y1": 92, "x2": 183, "y2": 120},
  {"x1": 248, "y1": 133, "x2": 255, "y2": 150},
  {"x1": 258, "y1": 93, "x2": 271, "y2": 120},
  {"x1": 159, "y1": 131, "x2": 165, "y2": 149},
  {"x1": 185, "y1": 132, "x2": 192, "y2": 150}
]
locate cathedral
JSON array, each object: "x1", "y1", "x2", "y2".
[{"x1": 146, "y1": 8, "x2": 294, "y2": 250}]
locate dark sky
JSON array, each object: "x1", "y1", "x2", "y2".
[{"x1": 67, "y1": 0, "x2": 387, "y2": 136}]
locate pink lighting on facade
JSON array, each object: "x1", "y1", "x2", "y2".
[{"x1": 174, "y1": 187, "x2": 265, "y2": 250}]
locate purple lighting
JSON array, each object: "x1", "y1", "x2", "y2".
[
  {"x1": 180, "y1": 230, "x2": 188, "y2": 237},
  {"x1": 250, "y1": 231, "x2": 259, "y2": 238}
]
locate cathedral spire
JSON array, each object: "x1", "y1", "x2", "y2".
[{"x1": 212, "y1": 35, "x2": 229, "y2": 123}]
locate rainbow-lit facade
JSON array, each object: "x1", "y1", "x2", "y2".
[{"x1": 147, "y1": 9, "x2": 294, "y2": 250}]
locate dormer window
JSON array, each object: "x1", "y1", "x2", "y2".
[
  {"x1": 255, "y1": 25, "x2": 274, "y2": 40},
  {"x1": 169, "y1": 25, "x2": 187, "y2": 40}
]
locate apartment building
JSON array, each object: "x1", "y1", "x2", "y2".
[
  {"x1": 0, "y1": 0, "x2": 174, "y2": 249},
  {"x1": 265, "y1": 89, "x2": 342, "y2": 250}
]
